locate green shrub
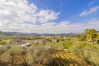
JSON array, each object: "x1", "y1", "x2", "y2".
[
  {"x1": 0, "y1": 45, "x2": 26, "y2": 65},
  {"x1": 0, "y1": 45, "x2": 10, "y2": 55},
  {"x1": 70, "y1": 44, "x2": 84, "y2": 58},
  {"x1": 63, "y1": 41, "x2": 73, "y2": 49},
  {"x1": 53, "y1": 42, "x2": 64, "y2": 50},
  {"x1": 71, "y1": 42, "x2": 99, "y2": 66},
  {"x1": 83, "y1": 46, "x2": 99, "y2": 65},
  {"x1": 26, "y1": 44, "x2": 56, "y2": 66}
]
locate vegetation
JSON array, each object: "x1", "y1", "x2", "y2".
[
  {"x1": 0, "y1": 29, "x2": 99, "y2": 66},
  {"x1": 85, "y1": 29, "x2": 97, "y2": 44}
]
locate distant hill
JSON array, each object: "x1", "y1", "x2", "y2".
[
  {"x1": 0, "y1": 31, "x2": 40, "y2": 37},
  {"x1": 0, "y1": 31, "x2": 70, "y2": 37}
]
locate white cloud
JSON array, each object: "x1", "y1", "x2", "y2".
[
  {"x1": 79, "y1": 6, "x2": 99, "y2": 16},
  {"x1": 0, "y1": 0, "x2": 99, "y2": 33},
  {"x1": 38, "y1": 10, "x2": 60, "y2": 23},
  {"x1": 1, "y1": 19, "x2": 99, "y2": 34},
  {"x1": 0, "y1": 0, "x2": 59, "y2": 25}
]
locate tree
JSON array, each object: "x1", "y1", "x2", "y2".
[{"x1": 85, "y1": 29, "x2": 97, "y2": 44}]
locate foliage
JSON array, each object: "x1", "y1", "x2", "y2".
[
  {"x1": 53, "y1": 42, "x2": 64, "y2": 50},
  {"x1": 78, "y1": 34, "x2": 86, "y2": 41},
  {"x1": 26, "y1": 44, "x2": 57, "y2": 66},
  {"x1": 0, "y1": 45, "x2": 26, "y2": 65},
  {"x1": 0, "y1": 46, "x2": 7, "y2": 55},
  {"x1": 85, "y1": 29, "x2": 97, "y2": 42},
  {"x1": 62, "y1": 41, "x2": 73, "y2": 49},
  {"x1": 71, "y1": 42, "x2": 99, "y2": 66},
  {"x1": 0, "y1": 29, "x2": 99, "y2": 66}
]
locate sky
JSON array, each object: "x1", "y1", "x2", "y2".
[{"x1": 0, "y1": 0, "x2": 99, "y2": 33}]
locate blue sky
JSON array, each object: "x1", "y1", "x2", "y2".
[
  {"x1": 0, "y1": 0, "x2": 99, "y2": 33},
  {"x1": 29, "y1": 0, "x2": 99, "y2": 23}
]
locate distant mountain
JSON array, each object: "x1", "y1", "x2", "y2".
[
  {"x1": 0, "y1": 31, "x2": 79, "y2": 37},
  {"x1": 0, "y1": 31, "x2": 39, "y2": 37}
]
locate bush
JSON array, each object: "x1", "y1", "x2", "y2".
[
  {"x1": 63, "y1": 41, "x2": 73, "y2": 49},
  {"x1": 26, "y1": 44, "x2": 56, "y2": 66},
  {"x1": 70, "y1": 44, "x2": 84, "y2": 58},
  {"x1": 0, "y1": 45, "x2": 10, "y2": 55},
  {"x1": 0, "y1": 45, "x2": 26, "y2": 65},
  {"x1": 52, "y1": 42, "x2": 64, "y2": 51},
  {"x1": 71, "y1": 42, "x2": 99, "y2": 66},
  {"x1": 83, "y1": 46, "x2": 99, "y2": 65},
  {"x1": 0, "y1": 46, "x2": 7, "y2": 55}
]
